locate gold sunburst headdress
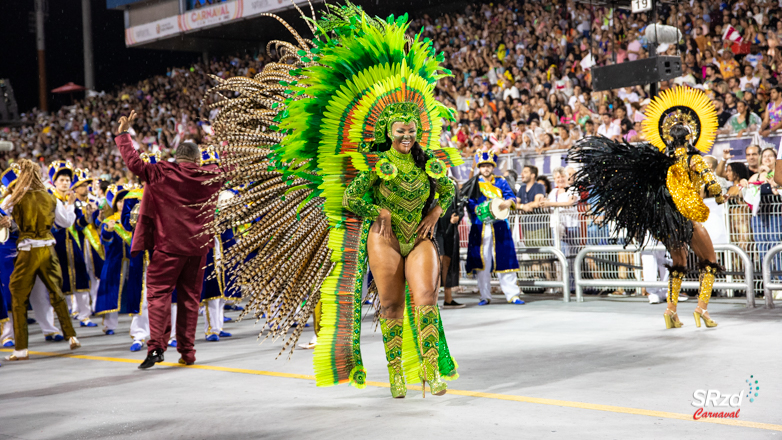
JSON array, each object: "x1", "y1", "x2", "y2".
[{"x1": 641, "y1": 87, "x2": 718, "y2": 153}]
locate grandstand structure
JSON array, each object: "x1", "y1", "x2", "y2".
[{"x1": 108, "y1": 0, "x2": 324, "y2": 53}]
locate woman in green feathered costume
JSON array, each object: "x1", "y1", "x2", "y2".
[
  {"x1": 343, "y1": 109, "x2": 457, "y2": 398},
  {"x1": 206, "y1": 3, "x2": 462, "y2": 399}
]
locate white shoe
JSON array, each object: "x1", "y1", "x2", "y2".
[
  {"x1": 678, "y1": 295, "x2": 689, "y2": 302},
  {"x1": 648, "y1": 293, "x2": 661, "y2": 304},
  {"x1": 5, "y1": 349, "x2": 29, "y2": 361},
  {"x1": 298, "y1": 335, "x2": 317, "y2": 349}
]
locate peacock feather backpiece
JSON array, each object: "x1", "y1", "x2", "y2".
[{"x1": 204, "y1": 2, "x2": 462, "y2": 389}]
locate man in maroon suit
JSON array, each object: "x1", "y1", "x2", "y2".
[{"x1": 115, "y1": 110, "x2": 222, "y2": 368}]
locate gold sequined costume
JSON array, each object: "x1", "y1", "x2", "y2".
[{"x1": 569, "y1": 87, "x2": 724, "y2": 327}]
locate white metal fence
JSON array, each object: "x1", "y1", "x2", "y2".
[{"x1": 457, "y1": 195, "x2": 782, "y2": 300}]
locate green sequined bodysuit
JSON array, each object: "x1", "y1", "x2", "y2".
[{"x1": 343, "y1": 149, "x2": 455, "y2": 256}]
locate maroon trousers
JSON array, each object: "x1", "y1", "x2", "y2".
[{"x1": 146, "y1": 249, "x2": 206, "y2": 363}]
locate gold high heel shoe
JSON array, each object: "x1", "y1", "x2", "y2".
[
  {"x1": 664, "y1": 310, "x2": 683, "y2": 329},
  {"x1": 415, "y1": 305, "x2": 447, "y2": 398},
  {"x1": 380, "y1": 318, "x2": 406, "y2": 398},
  {"x1": 693, "y1": 308, "x2": 718, "y2": 328},
  {"x1": 69, "y1": 336, "x2": 81, "y2": 350}
]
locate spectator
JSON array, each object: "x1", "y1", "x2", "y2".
[
  {"x1": 515, "y1": 164, "x2": 550, "y2": 288},
  {"x1": 583, "y1": 119, "x2": 597, "y2": 136},
  {"x1": 722, "y1": 100, "x2": 762, "y2": 136},
  {"x1": 724, "y1": 92, "x2": 738, "y2": 114},
  {"x1": 702, "y1": 155, "x2": 732, "y2": 193},
  {"x1": 556, "y1": 125, "x2": 575, "y2": 150},
  {"x1": 503, "y1": 168, "x2": 518, "y2": 192},
  {"x1": 620, "y1": 119, "x2": 639, "y2": 142},
  {"x1": 597, "y1": 113, "x2": 620, "y2": 141},
  {"x1": 744, "y1": 148, "x2": 782, "y2": 271},
  {"x1": 740, "y1": 65, "x2": 760, "y2": 91},
  {"x1": 719, "y1": 50, "x2": 741, "y2": 79},
  {"x1": 717, "y1": 144, "x2": 761, "y2": 178},
  {"x1": 713, "y1": 97, "x2": 732, "y2": 128},
  {"x1": 536, "y1": 175, "x2": 552, "y2": 195},
  {"x1": 724, "y1": 162, "x2": 753, "y2": 256},
  {"x1": 760, "y1": 86, "x2": 782, "y2": 136},
  {"x1": 517, "y1": 165, "x2": 546, "y2": 212},
  {"x1": 540, "y1": 166, "x2": 578, "y2": 292},
  {"x1": 538, "y1": 133, "x2": 556, "y2": 154}
]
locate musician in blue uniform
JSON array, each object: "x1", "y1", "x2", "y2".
[
  {"x1": 95, "y1": 184, "x2": 132, "y2": 334},
  {"x1": 121, "y1": 184, "x2": 149, "y2": 351},
  {"x1": 198, "y1": 148, "x2": 236, "y2": 341},
  {"x1": 200, "y1": 229, "x2": 237, "y2": 341},
  {"x1": 69, "y1": 168, "x2": 102, "y2": 326},
  {"x1": 464, "y1": 152, "x2": 523, "y2": 305},
  {"x1": 0, "y1": 167, "x2": 18, "y2": 347},
  {"x1": 48, "y1": 161, "x2": 94, "y2": 325}
]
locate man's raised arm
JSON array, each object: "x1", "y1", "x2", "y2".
[{"x1": 114, "y1": 110, "x2": 159, "y2": 183}]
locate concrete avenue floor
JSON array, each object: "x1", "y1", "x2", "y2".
[{"x1": 1, "y1": 293, "x2": 780, "y2": 440}]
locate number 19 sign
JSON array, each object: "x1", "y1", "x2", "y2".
[{"x1": 631, "y1": 0, "x2": 653, "y2": 13}]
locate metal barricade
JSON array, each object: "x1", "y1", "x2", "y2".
[
  {"x1": 457, "y1": 212, "x2": 571, "y2": 302},
  {"x1": 517, "y1": 246, "x2": 570, "y2": 302},
  {"x1": 456, "y1": 196, "x2": 778, "y2": 303},
  {"x1": 574, "y1": 244, "x2": 755, "y2": 307},
  {"x1": 761, "y1": 243, "x2": 782, "y2": 309}
]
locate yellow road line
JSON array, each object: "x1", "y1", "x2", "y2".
[{"x1": 3, "y1": 348, "x2": 780, "y2": 432}]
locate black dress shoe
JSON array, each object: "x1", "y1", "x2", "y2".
[{"x1": 138, "y1": 349, "x2": 165, "y2": 369}]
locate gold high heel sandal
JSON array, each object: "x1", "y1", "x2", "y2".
[
  {"x1": 380, "y1": 318, "x2": 407, "y2": 398},
  {"x1": 415, "y1": 305, "x2": 447, "y2": 398},
  {"x1": 664, "y1": 310, "x2": 683, "y2": 329},
  {"x1": 693, "y1": 308, "x2": 718, "y2": 328}
]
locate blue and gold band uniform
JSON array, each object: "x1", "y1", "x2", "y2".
[
  {"x1": 199, "y1": 148, "x2": 236, "y2": 339},
  {"x1": 72, "y1": 169, "x2": 105, "y2": 285},
  {"x1": 0, "y1": 165, "x2": 20, "y2": 345},
  {"x1": 48, "y1": 161, "x2": 91, "y2": 297},
  {"x1": 465, "y1": 152, "x2": 520, "y2": 275},
  {"x1": 120, "y1": 186, "x2": 146, "y2": 316},
  {"x1": 95, "y1": 184, "x2": 132, "y2": 317}
]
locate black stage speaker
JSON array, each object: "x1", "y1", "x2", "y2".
[
  {"x1": 0, "y1": 79, "x2": 20, "y2": 124},
  {"x1": 591, "y1": 56, "x2": 682, "y2": 91}
]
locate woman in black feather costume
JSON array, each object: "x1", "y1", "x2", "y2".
[{"x1": 568, "y1": 87, "x2": 725, "y2": 330}]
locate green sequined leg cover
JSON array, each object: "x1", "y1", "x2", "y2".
[
  {"x1": 415, "y1": 305, "x2": 447, "y2": 397},
  {"x1": 380, "y1": 318, "x2": 406, "y2": 398}
]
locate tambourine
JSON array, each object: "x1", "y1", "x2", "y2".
[
  {"x1": 476, "y1": 198, "x2": 509, "y2": 224},
  {"x1": 217, "y1": 190, "x2": 235, "y2": 212},
  {"x1": 129, "y1": 203, "x2": 141, "y2": 228}
]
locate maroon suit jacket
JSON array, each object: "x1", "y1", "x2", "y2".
[{"x1": 114, "y1": 133, "x2": 222, "y2": 257}]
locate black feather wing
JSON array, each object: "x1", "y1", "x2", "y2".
[{"x1": 567, "y1": 136, "x2": 692, "y2": 249}]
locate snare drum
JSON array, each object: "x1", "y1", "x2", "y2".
[{"x1": 475, "y1": 198, "x2": 510, "y2": 223}]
